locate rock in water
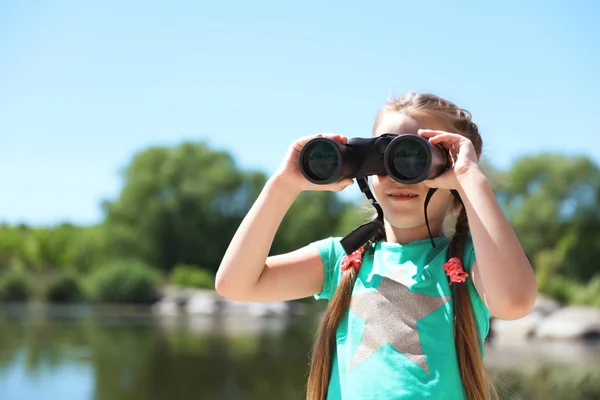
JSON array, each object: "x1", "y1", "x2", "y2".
[{"x1": 535, "y1": 306, "x2": 600, "y2": 340}]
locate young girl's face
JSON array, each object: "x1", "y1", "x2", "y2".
[{"x1": 371, "y1": 111, "x2": 455, "y2": 235}]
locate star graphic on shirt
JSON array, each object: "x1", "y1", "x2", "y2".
[{"x1": 349, "y1": 270, "x2": 451, "y2": 373}]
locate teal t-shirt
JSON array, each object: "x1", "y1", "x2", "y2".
[{"x1": 311, "y1": 236, "x2": 490, "y2": 400}]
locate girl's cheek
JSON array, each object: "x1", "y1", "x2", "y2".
[
  {"x1": 369, "y1": 177, "x2": 383, "y2": 202},
  {"x1": 371, "y1": 176, "x2": 383, "y2": 192},
  {"x1": 371, "y1": 175, "x2": 385, "y2": 186}
]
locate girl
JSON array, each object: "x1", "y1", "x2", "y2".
[{"x1": 215, "y1": 92, "x2": 537, "y2": 400}]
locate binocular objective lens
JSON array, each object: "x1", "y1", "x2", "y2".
[
  {"x1": 391, "y1": 140, "x2": 428, "y2": 180},
  {"x1": 305, "y1": 142, "x2": 339, "y2": 180}
]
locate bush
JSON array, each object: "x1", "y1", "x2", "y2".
[
  {"x1": 86, "y1": 259, "x2": 160, "y2": 304},
  {"x1": 540, "y1": 274, "x2": 600, "y2": 308},
  {"x1": 169, "y1": 265, "x2": 214, "y2": 289},
  {"x1": 570, "y1": 275, "x2": 600, "y2": 308},
  {"x1": 0, "y1": 265, "x2": 33, "y2": 302},
  {"x1": 43, "y1": 270, "x2": 85, "y2": 303},
  {"x1": 540, "y1": 274, "x2": 580, "y2": 305},
  {"x1": 517, "y1": 365, "x2": 600, "y2": 399}
]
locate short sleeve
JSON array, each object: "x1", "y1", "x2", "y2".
[
  {"x1": 462, "y1": 235, "x2": 492, "y2": 340},
  {"x1": 310, "y1": 236, "x2": 346, "y2": 301}
]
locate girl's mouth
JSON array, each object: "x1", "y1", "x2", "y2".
[
  {"x1": 386, "y1": 188, "x2": 419, "y2": 200},
  {"x1": 387, "y1": 193, "x2": 419, "y2": 201}
]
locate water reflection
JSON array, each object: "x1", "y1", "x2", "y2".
[
  {"x1": 0, "y1": 305, "x2": 318, "y2": 400},
  {"x1": 0, "y1": 305, "x2": 599, "y2": 400}
]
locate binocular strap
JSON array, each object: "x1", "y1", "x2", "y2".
[
  {"x1": 340, "y1": 178, "x2": 384, "y2": 255},
  {"x1": 424, "y1": 188, "x2": 463, "y2": 248}
]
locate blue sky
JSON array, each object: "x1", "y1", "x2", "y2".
[{"x1": 1, "y1": 0, "x2": 598, "y2": 226}]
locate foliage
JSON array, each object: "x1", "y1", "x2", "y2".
[
  {"x1": 42, "y1": 270, "x2": 85, "y2": 304},
  {"x1": 0, "y1": 263, "x2": 33, "y2": 302},
  {"x1": 272, "y1": 190, "x2": 355, "y2": 255},
  {"x1": 0, "y1": 225, "x2": 38, "y2": 269},
  {"x1": 31, "y1": 224, "x2": 80, "y2": 270},
  {"x1": 101, "y1": 142, "x2": 267, "y2": 272},
  {"x1": 169, "y1": 264, "x2": 214, "y2": 289},
  {"x1": 492, "y1": 153, "x2": 600, "y2": 283},
  {"x1": 0, "y1": 224, "x2": 106, "y2": 273},
  {"x1": 542, "y1": 274, "x2": 600, "y2": 308},
  {"x1": 489, "y1": 153, "x2": 600, "y2": 304},
  {"x1": 85, "y1": 259, "x2": 160, "y2": 304}
]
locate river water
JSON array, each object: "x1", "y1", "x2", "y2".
[{"x1": 1, "y1": 304, "x2": 599, "y2": 400}]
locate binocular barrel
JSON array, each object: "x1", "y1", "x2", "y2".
[{"x1": 299, "y1": 134, "x2": 449, "y2": 185}]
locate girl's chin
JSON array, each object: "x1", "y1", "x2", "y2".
[
  {"x1": 380, "y1": 204, "x2": 424, "y2": 219},
  {"x1": 383, "y1": 217, "x2": 426, "y2": 231}
]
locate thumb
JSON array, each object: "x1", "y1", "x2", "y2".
[{"x1": 334, "y1": 178, "x2": 355, "y2": 191}]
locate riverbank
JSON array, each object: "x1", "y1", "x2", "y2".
[
  {"x1": 152, "y1": 286, "x2": 312, "y2": 317},
  {"x1": 152, "y1": 286, "x2": 600, "y2": 346}
]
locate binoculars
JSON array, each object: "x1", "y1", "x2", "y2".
[{"x1": 299, "y1": 133, "x2": 450, "y2": 185}]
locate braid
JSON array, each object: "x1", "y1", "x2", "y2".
[
  {"x1": 306, "y1": 232, "x2": 383, "y2": 400},
  {"x1": 449, "y1": 207, "x2": 497, "y2": 400},
  {"x1": 307, "y1": 265, "x2": 357, "y2": 400},
  {"x1": 448, "y1": 207, "x2": 470, "y2": 259}
]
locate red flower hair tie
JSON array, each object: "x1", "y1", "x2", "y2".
[
  {"x1": 341, "y1": 247, "x2": 365, "y2": 273},
  {"x1": 443, "y1": 257, "x2": 469, "y2": 284}
]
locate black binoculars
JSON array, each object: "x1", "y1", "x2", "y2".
[{"x1": 299, "y1": 133, "x2": 450, "y2": 185}]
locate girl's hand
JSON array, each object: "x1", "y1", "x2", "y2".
[
  {"x1": 272, "y1": 133, "x2": 355, "y2": 194},
  {"x1": 417, "y1": 129, "x2": 482, "y2": 191}
]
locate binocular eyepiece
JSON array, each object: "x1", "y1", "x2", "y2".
[{"x1": 299, "y1": 133, "x2": 450, "y2": 185}]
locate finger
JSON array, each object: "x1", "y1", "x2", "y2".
[
  {"x1": 297, "y1": 134, "x2": 321, "y2": 145},
  {"x1": 338, "y1": 178, "x2": 355, "y2": 187},
  {"x1": 419, "y1": 130, "x2": 466, "y2": 147},
  {"x1": 295, "y1": 133, "x2": 339, "y2": 148},
  {"x1": 319, "y1": 132, "x2": 348, "y2": 144},
  {"x1": 417, "y1": 129, "x2": 449, "y2": 138},
  {"x1": 294, "y1": 133, "x2": 348, "y2": 154},
  {"x1": 427, "y1": 133, "x2": 465, "y2": 149},
  {"x1": 332, "y1": 178, "x2": 355, "y2": 191}
]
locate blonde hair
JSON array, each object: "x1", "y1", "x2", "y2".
[{"x1": 306, "y1": 92, "x2": 497, "y2": 400}]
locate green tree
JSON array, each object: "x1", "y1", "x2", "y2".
[
  {"x1": 0, "y1": 225, "x2": 36, "y2": 269},
  {"x1": 31, "y1": 223, "x2": 81, "y2": 270},
  {"x1": 493, "y1": 153, "x2": 600, "y2": 283},
  {"x1": 271, "y1": 191, "x2": 356, "y2": 255},
  {"x1": 102, "y1": 142, "x2": 267, "y2": 272},
  {"x1": 0, "y1": 223, "x2": 98, "y2": 272},
  {"x1": 63, "y1": 225, "x2": 109, "y2": 272}
]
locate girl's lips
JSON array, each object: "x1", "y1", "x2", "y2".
[
  {"x1": 386, "y1": 189, "x2": 419, "y2": 197},
  {"x1": 386, "y1": 191, "x2": 420, "y2": 202},
  {"x1": 387, "y1": 193, "x2": 420, "y2": 201}
]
